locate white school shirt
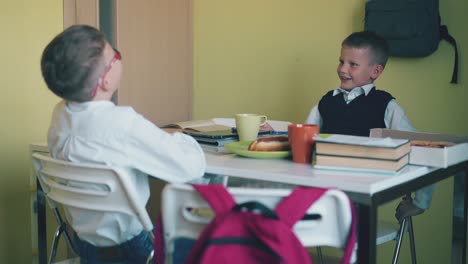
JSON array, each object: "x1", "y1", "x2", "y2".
[
  {"x1": 48, "y1": 100, "x2": 206, "y2": 246},
  {"x1": 305, "y1": 83, "x2": 416, "y2": 132}
]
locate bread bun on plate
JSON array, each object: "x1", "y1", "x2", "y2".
[{"x1": 248, "y1": 136, "x2": 290, "y2": 151}]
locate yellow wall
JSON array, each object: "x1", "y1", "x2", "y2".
[
  {"x1": 193, "y1": 0, "x2": 467, "y2": 263},
  {"x1": 0, "y1": 1, "x2": 62, "y2": 262}
]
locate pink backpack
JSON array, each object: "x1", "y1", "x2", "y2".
[{"x1": 183, "y1": 184, "x2": 356, "y2": 264}]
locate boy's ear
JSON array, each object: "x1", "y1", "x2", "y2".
[
  {"x1": 371, "y1": 64, "x2": 384, "y2": 79},
  {"x1": 101, "y1": 79, "x2": 111, "y2": 91}
]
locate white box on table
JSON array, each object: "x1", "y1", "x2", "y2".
[{"x1": 370, "y1": 129, "x2": 468, "y2": 168}]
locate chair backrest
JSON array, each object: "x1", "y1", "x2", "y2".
[
  {"x1": 31, "y1": 152, "x2": 154, "y2": 239},
  {"x1": 161, "y1": 183, "x2": 353, "y2": 261}
]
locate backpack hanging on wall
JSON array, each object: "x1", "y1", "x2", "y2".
[{"x1": 364, "y1": 0, "x2": 459, "y2": 84}]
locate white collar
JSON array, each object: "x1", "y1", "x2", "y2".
[
  {"x1": 332, "y1": 83, "x2": 375, "y2": 96},
  {"x1": 66, "y1": 100, "x2": 114, "y2": 111}
]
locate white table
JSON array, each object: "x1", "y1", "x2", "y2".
[
  {"x1": 31, "y1": 138, "x2": 468, "y2": 264},
  {"x1": 203, "y1": 151, "x2": 468, "y2": 264}
]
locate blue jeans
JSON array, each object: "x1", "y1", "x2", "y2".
[
  {"x1": 172, "y1": 238, "x2": 196, "y2": 264},
  {"x1": 73, "y1": 231, "x2": 153, "y2": 264}
]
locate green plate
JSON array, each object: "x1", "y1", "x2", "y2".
[{"x1": 225, "y1": 141, "x2": 291, "y2": 159}]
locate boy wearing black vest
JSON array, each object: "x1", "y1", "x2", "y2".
[{"x1": 306, "y1": 31, "x2": 433, "y2": 222}]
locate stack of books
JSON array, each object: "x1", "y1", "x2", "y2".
[
  {"x1": 186, "y1": 130, "x2": 239, "y2": 154},
  {"x1": 161, "y1": 119, "x2": 233, "y2": 133},
  {"x1": 161, "y1": 119, "x2": 236, "y2": 153},
  {"x1": 314, "y1": 134, "x2": 411, "y2": 173},
  {"x1": 162, "y1": 119, "x2": 284, "y2": 154}
]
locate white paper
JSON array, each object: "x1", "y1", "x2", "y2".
[{"x1": 314, "y1": 134, "x2": 409, "y2": 148}]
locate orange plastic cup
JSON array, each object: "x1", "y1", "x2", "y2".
[{"x1": 288, "y1": 124, "x2": 320, "y2": 164}]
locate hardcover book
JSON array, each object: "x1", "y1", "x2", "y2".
[
  {"x1": 162, "y1": 119, "x2": 232, "y2": 133},
  {"x1": 315, "y1": 154, "x2": 409, "y2": 172},
  {"x1": 315, "y1": 134, "x2": 411, "y2": 160}
]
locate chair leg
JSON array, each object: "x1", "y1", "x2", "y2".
[
  {"x1": 52, "y1": 208, "x2": 78, "y2": 258},
  {"x1": 49, "y1": 222, "x2": 66, "y2": 264},
  {"x1": 392, "y1": 218, "x2": 407, "y2": 264},
  {"x1": 316, "y1": 246, "x2": 324, "y2": 264},
  {"x1": 62, "y1": 226, "x2": 78, "y2": 257},
  {"x1": 407, "y1": 217, "x2": 417, "y2": 264},
  {"x1": 146, "y1": 249, "x2": 154, "y2": 264}
]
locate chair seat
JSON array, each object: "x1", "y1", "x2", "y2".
[
  {"x1": 377, "y1": 220, "x2": 400, "y2": 245},
  {"x1": 337, "y1": 221, "x2": 399, "y2": 250}
]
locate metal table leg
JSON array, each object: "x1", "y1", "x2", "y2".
[
  {"x1": 452, "y1": 170, "x2": 467, "y2": 264},
  {"x1": 357, "y1": 203, "x2": 377, "y2": 264}
]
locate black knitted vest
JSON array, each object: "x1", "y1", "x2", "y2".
[{"x1": 318, "y1": 87, "x2": 394, "y2": 136}]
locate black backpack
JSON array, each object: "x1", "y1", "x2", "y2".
[{"x1": 364, "y1": 0, "x2": 459, "y2": 84}]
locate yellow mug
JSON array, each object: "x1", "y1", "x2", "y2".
[{"x1": 235, "y1": 114, "x2": 268, "y2": 141}]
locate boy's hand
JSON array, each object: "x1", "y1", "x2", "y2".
[{"x1": 395, "y1": 196, "x2": 425, "y2": 223}]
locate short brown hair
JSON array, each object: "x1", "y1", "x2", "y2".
[
  {"x1": 41, "y1": 25, "x2": 106, "y2": 102},
  {"x1": 342, "y1": 31, "x2": 389, "y2": 68}
]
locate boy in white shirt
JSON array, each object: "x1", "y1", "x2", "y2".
[
  {"x1": 41, "y1": 24, "x2": 206, "y2": 263},
  {"x1": 306, "y1": 31, "x2": 432, "y2": 223}
]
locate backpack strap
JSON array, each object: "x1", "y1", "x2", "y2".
[
  {"x1": 192, "y1": 184, "x2": 236, "y2": 215},
  {"x1": 153, "y1": 214, "x2": 164, "y2": 264},
  {"x1": 275, "y1": 187, "x2": 357, "y2": 264},
  {"x1": 274, "y1": 187, "x2": 328, "y2": 228},
  {"x1": 439, "y1": 24, "x2": 459, "y2": 84}
]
